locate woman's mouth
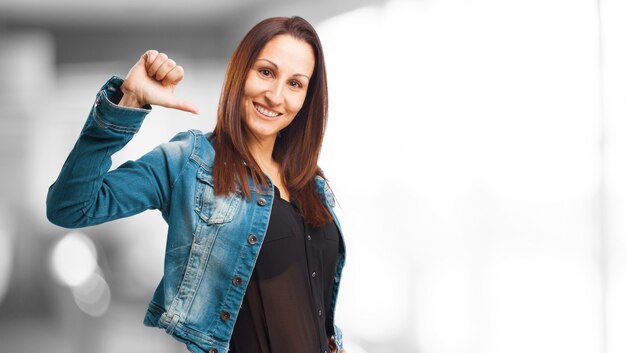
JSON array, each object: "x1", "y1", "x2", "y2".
[{"x1": 253, "y1": 103, "x2": 282, "y2": 118}]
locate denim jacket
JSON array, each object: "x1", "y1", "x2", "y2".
[{"x1": 46, "y1": 76, "x2": 346, "y2": 353}]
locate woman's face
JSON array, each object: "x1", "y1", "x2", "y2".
[{"x1": 242, "y1": 34, "x2": 315, "y2": 143}]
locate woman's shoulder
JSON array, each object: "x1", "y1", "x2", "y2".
[
  {"x1": 313, "y1": 170, "x2": 336, "y2": 208},
  {"x1": 165, "y1": 129, "x2": 213, "y2": 145},
  {"x1": 157, "y1": 130, "x2": 216, "y2": 170}
]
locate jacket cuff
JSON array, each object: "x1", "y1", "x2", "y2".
[
  {"x1": 332, "y1": 324, "x2": 344, "y2": 351},
  {"x1": 93, "y1": 75, "x2": 152, "y2": 134}
]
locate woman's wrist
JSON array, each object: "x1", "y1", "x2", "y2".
[{"x1": 118, "y1": 82, "x2": 145, "y2": 108}]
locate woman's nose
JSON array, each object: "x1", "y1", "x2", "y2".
[{"x1": 264, "y1": 81, "x2": 284, "y2": 106}]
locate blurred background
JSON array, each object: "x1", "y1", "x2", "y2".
[{"x1": 1, "y1": 0, "x2": 626, "y2": 352}]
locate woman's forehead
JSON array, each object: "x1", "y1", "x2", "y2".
[{"x1": 255, "y1": 35, "x2": 315, "y2": 77}]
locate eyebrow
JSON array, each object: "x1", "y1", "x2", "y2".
[{"x1": 256, "y1": 58, "x2": 310, "y2": 80}]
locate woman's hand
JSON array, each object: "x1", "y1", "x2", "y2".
[{"x1": 119, "y1": 50, "x2": 199, "y2": 114}]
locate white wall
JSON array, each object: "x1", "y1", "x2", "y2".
[{"x1": 318, "y1": 1, "x2": 613, "y2": 352}]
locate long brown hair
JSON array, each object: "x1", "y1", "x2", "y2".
[{"x1": 211, "y1": 16, "x2": 332, "y2": 227}]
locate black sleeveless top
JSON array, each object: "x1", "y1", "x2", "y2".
[{"x1": 229, "y1": 187, "x2": 342, "y2": 353}]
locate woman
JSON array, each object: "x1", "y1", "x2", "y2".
[{"x1": 46, "y1": 16, "x2": 346, "y2": 353}]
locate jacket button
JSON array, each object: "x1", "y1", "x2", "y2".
[
  {"x1": 257, "y1": 197, "x2": 267, "y2": 206},
  {"x1": 311, "y1": 271, "x2": 316, "y2": 278},
  {"x1": 247, "y1": 234, "x2": 258, "y2": 245},
  {"x1": 209, "y1": 349, "x2": 218, "y2": 353},
  {"x1": 232, "y1": 276, "x2": 243, "y2": 286},
  {"x1": 318, "y1": 309, "x2": 322, "y2": 316},
  {"x1": 220, "y1": 311, "x2": 231, "y2": 321},
  {"x1": 307, "y1": 234, "x2": 311, "y2": 240}
]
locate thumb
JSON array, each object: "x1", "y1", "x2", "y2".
[{"x1": 169, "y1": 98, "x2": 200, "y2": 115}]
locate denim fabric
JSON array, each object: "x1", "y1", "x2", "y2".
[{"x1": 46, "y1": 76, "x2": 346, "y2": 353}]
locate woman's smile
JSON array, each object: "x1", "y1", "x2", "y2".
[{"x1": 253, "y1": 102, "x2": 282, "y2": 119}]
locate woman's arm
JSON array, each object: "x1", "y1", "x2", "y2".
[{"x1": 46, "y1": 51, "x2": 198, "y2": 228}]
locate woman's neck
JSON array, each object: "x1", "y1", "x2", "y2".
[
  {"x1": 246, "y1": 133, "x2": 277, "y2": 172},
  {"x1": 245, "y1": 133, "x2": 289, "y2": 200}
]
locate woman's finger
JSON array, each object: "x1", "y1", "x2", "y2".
[
  {"x1": 163, "y1": 65, "x2": 185, "y2": 86},
  {"x1": 143, "y1": 49, "x2": 159, "y2": 66},
  {"x1": 147, "y1": 52, "x2": 168, "y2": 77},
  {"x1": 155, "y1": 59, "x2": 177, "y2": 81}
]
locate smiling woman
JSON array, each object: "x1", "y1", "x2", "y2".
[
  {"x1": 211, "y1": 17, "x2": 332, "y2": 230},
  {"x1": 240, "y1": 34, "x2": 315, "y2": 201},
  {"x1": 46, "y1": 16, "x2": 346, "y2": 353}
]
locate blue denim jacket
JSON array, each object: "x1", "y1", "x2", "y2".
[{"x1": 46, "y1": 76, "x2": 346, "y2": 353}]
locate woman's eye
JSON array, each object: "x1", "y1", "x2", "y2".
[
  {"x1": 289, "y1": 80, "x2": 302, "y2": 88},
  {"x1": 259, "y1": 69, "x2": 272, "y2": 77}
]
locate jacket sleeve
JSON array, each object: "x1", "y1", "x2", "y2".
[
  {"x1": 46, "y1": 76, "x2": 193, "y2": 228},
  {"x1": 332, "y1": 323, "x2": 344, "y2": 351}
]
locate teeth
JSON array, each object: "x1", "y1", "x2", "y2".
[{"x1": 254, "y1": 103, "x2": 280, "y2": 117}]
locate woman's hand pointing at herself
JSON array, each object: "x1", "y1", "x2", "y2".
[{"x1": 118, "y1": 50, "x2": 200, "y2": 115}]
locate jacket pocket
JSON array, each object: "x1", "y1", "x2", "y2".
[{"x1": 194, "y1": 168, "x2": 241, "y2": 224}]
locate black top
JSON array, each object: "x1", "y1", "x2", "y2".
[{"x1": 229, "y1": 187, "x2": 342, "y2": 353}]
